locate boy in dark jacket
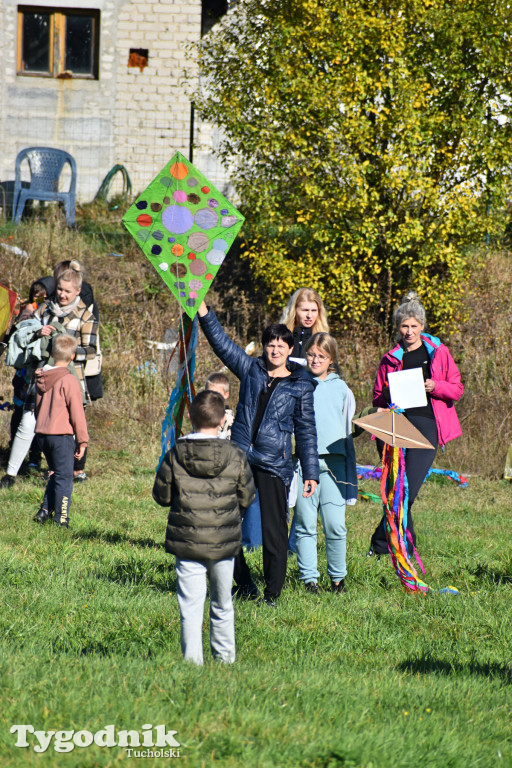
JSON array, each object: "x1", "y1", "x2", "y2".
[
  {"x1": 33, "y1": 334, "x2": 88, "y2": 528},
  {"x1": 153, "y1": 390, "x2": 255, "y2": 666},
  {"x1": 197, "y1": 301, "x2": 319, "y2": 607}
]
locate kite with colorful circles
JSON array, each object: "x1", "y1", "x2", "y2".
[
  {"x1": 122, "y1": 151, "x2": 245, "y2": 318},
  {"x1": 0, "y1": 284, "x2": 18, "y2": 339}
]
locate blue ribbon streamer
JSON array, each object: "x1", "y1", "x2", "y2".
[{"x1": 157, "y1": 316, "x2": 198, "y2": 470}]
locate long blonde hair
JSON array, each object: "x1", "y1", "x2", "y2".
[{"x1": 280, "y1": 288, "x2": 329, "y2": 334}]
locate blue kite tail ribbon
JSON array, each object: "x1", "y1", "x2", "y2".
[
  {"x1": 425, "y1": 467, "x2": 468, "y2": 488},
  {"x1": 357, "y1": 464, "x2": 468, "y2": 489},
  {"x1": 157, "y1": 315, "x2": 198, "y2": 470}
]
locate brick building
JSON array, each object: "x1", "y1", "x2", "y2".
[{"x1": 0, "y1": 0, "x2": 228, "y2": 204}]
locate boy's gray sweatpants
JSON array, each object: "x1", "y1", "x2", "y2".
[{"x1": 175, "y1": 557, "x2": 235, "y2": 666}]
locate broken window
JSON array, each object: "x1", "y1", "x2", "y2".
[{"x1": 128, "y1": 48, "x2": 149, "y2": 72}]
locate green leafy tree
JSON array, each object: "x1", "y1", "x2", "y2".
[{"x1": 195, "y1": 0, "x2": 512, "y2": 330}]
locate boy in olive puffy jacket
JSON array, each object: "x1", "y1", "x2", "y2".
[{"x1": 153, "y1": 390, "x2": 255, "y2": 666}]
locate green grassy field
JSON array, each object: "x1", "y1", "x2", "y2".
[{"x1": 0, "y1": 400, "x2": 511, "y2": 767}]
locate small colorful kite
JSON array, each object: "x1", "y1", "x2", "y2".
[
  {"x1": 356, "y1": 406, "x2": 458, "y2": 595},
  {"x1": 123, "y1": 152, "x2": 244, "y2": 465},
  {"x1": 122, "y1": 151, "x2": 245, "y2": 319},
  {"x1": 380, "y1": 438, "x2": 429, "y2": 593},
  {"x1": 0, "y1": 284, "x2": 18, "y2": 339},
  {"x1": 353, "y1": 408, "x2": 434, "y2": 449}
]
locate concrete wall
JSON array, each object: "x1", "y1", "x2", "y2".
[{"x1": 0, "y1": 0, "x2": 202, "y2": 202}]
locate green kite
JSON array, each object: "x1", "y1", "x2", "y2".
[{"x1": 122, "y1": 151, "x2": 245, "y2": 318}]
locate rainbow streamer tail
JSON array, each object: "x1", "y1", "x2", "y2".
[
  {"x1": 381, "y1": 443, "x2": 429, "y2": 593},
  {"x1": 157, "y1": 315, "x2": 198, "y2": 470}
]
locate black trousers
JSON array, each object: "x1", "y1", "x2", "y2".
[
  {"x1": 74, "y1": 445, "x2": 87, "y2": 472},
  {"x1": 234, "y1": 466, "x2": 289, "y2": 599},
  {"x1": 370, "y1": 415, "x2": 438, "y2": 554},
  {"x1": 38, "y1": 434, "x2": 75, "y2": 525}
]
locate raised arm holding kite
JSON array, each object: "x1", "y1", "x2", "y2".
[{"x1": 123, "y1": 152, "x2": 245, "y2": 466}]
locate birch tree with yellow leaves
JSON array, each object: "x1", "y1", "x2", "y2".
[{"x1": 196, "y1": 0, "x2": 512, "y2": 330}]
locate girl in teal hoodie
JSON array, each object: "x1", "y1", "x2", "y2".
[{"x1": 294, "y1": 333, "x2": 358, "y2": 592}]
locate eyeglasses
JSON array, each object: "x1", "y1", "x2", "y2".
[{"x1": 306, "y1": 353, "x2": 328, "y2": 363}]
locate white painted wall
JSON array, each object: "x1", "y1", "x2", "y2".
[{"x1": 0, "y1": 0, "x2": 202, "y2": 202}]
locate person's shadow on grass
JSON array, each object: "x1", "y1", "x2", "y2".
[
  {"x1": 467, "y1": 563, "x2": 512, "y2": 586},
  {"x1": 73, "y1": 527, "x2": 164, "y2": 550},
  {"x1": 72, "y1": 528, "x2": 176, "y2": 593},
  {"x1": 398, "y1": 656, "x2": 511, "y2": 683}
]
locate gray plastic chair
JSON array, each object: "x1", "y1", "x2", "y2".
[{"x1": 12, "y1": 147, "x2": 77, "y2": 226}]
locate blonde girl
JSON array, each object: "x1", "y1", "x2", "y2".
[
  {"x1": 280, "y1": 288, "x2": 329, "y2": 365},
  {"x1": 294, "y1": 332, "x2": 357, "y2": 592},
  {"x1": 36, "y1": 260, "x2": 98, "y2": 480}
]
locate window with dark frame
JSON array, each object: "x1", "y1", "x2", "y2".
[
  {"x1": 18, "y1": 6, "x2": 100, "y2": 79},
  {"x1": 201, "y1": 0, "x2": 228, "y2": 37}
]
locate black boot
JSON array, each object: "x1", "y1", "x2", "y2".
[
  {"x1": 33, "y1": 508, "x2": 51, "y2": 524},
  {"x1": 232, "y1": 581, "x2": 260, "y2": 600},
  {"x1": 331, "y1": 579, "x2": 346, "y2": 593},
  {"x1": 366, "y1": 546, "x2": 381, "y2": 561}
]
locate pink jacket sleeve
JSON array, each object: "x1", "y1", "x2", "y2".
[
  {"x1": 373, "y1": 357, "x2": 393, "y2": 407},
  {"x1": 430, "y1": 345, "x2": 463, "y2": 403}
]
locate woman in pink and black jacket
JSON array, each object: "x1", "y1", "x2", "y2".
[{"x1": 367, "y1": 292, "x2": 463, "y2": 558}]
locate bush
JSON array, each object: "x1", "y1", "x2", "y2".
[{"x1": 1, "y1": 216, "x2": 511, "y2": 478}]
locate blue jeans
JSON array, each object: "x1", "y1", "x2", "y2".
[
  {"x1": 294, "y1": 456, "x2": 347, "y2": 583},
  {"x1": 241, "y1": 491, "x2": 262, "y2": 550}
]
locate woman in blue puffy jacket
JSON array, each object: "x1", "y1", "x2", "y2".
[{"x1": 198, "y1": 301, "x2": 319, "y2": 606}]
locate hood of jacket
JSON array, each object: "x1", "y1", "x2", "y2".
[
  {"x1": 174, "y1": 437, "x2": 232, "y2": 478},
  {"x1": 35, "y1": 366, "x2": 70, "y2": 394},
  {"x1": 313, "y1": 372, "x2": 339, "y2": 384},
  {"x1": 32, "y1": 276, "x2": 55, "y2": 298},
  {"x1": 387, "y1": 333, "x2": 442, "y2": 363}
]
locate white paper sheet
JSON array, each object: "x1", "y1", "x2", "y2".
[{"x1": 388, "y1": 367, "x2": 427, "y2": 409}]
